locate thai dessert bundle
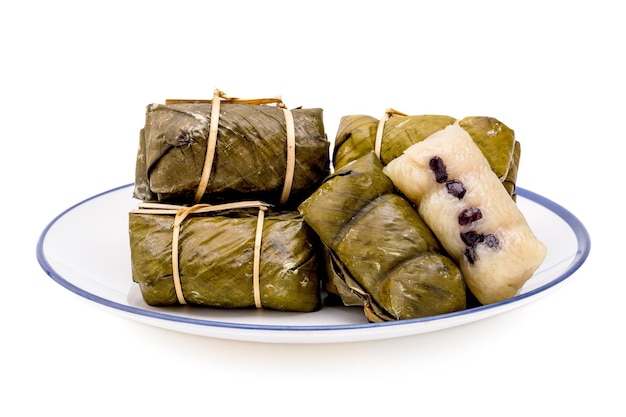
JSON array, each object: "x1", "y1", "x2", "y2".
[
  {"x1": 128, "y1": 89, "x2": 547, "y2": 321},
  {"x1": 298, "y1": 152, "x2": 466, "y2": 321},
  {"x1": 129, "y1": 201, "x2": 321, "y2": 312},
  {"x1": 133, "y1": 90, "x2": 329, "y2": 208}
]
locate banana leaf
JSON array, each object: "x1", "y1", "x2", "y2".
[
  {"x1": 458, "y1": 116, "x2": 519, "y2": 199},
  {"x1": 333, "y1": 113, "x2": 455, "y2": 169},
  {"x1": 333, "y1": 113, "x2": 520, "y2": 198},
  {"x1": 133, "y1": 102, "x2": 330, "y2": 208},
  {"x1": 129, "y1": 203, "x2": 322, "y2": 312},
  {"x1": 298, "y1": 152, "x2": 466, "y2": 322}
]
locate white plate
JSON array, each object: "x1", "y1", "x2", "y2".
[{"x1": 37, "y1": 184, "x2": 590, "y2": 344}]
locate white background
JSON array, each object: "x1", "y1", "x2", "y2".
[{"x1": 2, "y1": 1, "x2": 623, "y2": 415}]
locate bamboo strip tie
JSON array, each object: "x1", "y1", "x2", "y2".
[
  {"x1": 278, "y1": 104, "x2": 296, "y2": 205},
  {"x1": 193, "y1": 91, "x2": 223, "y2": 203},
  {"x1": 374, "y1": 108, "x2": 408, "y2": 159},
  {"x1": 252, "y1": 208, "x2": 266, "y2": 309}
]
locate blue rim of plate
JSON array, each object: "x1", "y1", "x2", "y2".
[{"x1": 36, "y1": 184, "x2": 591, "y2": 333}]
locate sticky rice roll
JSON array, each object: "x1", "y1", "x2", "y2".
[{"x1": 383, "y1": 123, "x2": 547, "y2": 305}]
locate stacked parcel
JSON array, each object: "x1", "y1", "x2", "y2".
[{"x1": 129, "y1": 90, "x2": 331, "y2": 312}]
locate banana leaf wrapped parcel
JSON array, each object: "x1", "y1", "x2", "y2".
[
  {"x1": 333, "y1": 111, "x2": 520, "y2": 198},
  {"x1": 298, "y1": 152, "x2": 466, "y2": 322},
  {"x1": 134, "y1": 90, "x2": 330, "y2": 208},
  {"x1": 129, "y1": 201, "x2": 322, "y2": 312}
]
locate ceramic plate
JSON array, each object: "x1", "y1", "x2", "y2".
[{"x1": 37, "y1": 184, "x2": 590, "y2": 343}]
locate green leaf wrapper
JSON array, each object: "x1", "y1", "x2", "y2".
[
  {"x1": 298, "y1": 152, "x2": 466, "y2": 322},
  {"x1": 129, "y1": 208, "x2": 322, "y2": 312},
  {"x1": 333, "y1": 114, "x2": 520, "y2": 198},
  {"x1": 134, "y1": 102, "x2": 330, "y2": 207}
]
